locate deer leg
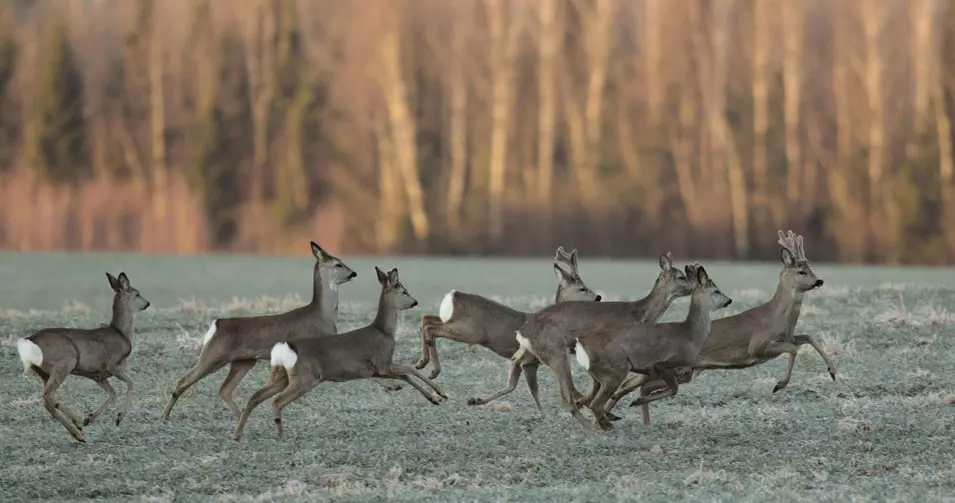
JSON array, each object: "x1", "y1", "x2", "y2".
[
  {"x1": 54, "y1": 401, "x2": 84, "y2": 428},
  {"x1": 414, "y1": 315, "x2": 439, "y2": 370},
  {"x1": 638, "y1": 379, "x2": 671, "y2": 425},
  {"x1": 590, "y1": 376, "x2": 624, "y2": 431},
  {"x1": 467, "y1": 357, "x2": 523, "y2": 406},
  {"x1": 42, "y1": 372, "x2": 85, "y2": 442},
  {"x1": 547, "y1": 354, "x2": 597, "y2": 432},
  {"x1": 232, "y1": 369, "x2": 289, "y2": 441},
  {"x1": 387, "y1": 374, "x2": 442, "y2": 405},
  {"x1": 162, "y1": 356, "x2": 227, "y2": 420},
  {"x1": 271, "y1": 378, "x2": 320, "y2": 439},
  {"x1": 111, "y1": 368, "x2": 134, "y2": 427},
  {"x1": 604, "y1": 373, "x2": 650, "y2": 414},
  {"x1": 630, "y1": 368, "x2": 679, "y2": 407},
  {"x1": 757, "y1": 341, "x2": 800, "y2": 393},
  {"x1": 218, "y1": 359, "x2": 257, "y2": 418},
  {"x1": 389, "y1": 364, "x2": 448, "y2": 399},
  {"x1": 83, "y1": 378, "x2": 117, "y2": 426},
  {"x1": 522, "y1": 359, "x2": 543, "y2": 410},
  {"x1": 373, "y1": 378, "x2": 403, "y2": 392},
  {"x1": 416, "y1": 321, "x2": 478, "y2": 379},
  {"x1": 794, "y1": 334, "x2": 838, "y2": 380}
]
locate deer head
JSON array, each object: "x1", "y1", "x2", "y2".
[
  {"x1": 311, "y1": 241, "x2": 358, "y2": 285},
  {"x1": 554, "y1": 246, "x2": 602, "y2": 302},
  {"x1": 654, "y1": 252, "x2": 693, "y2": 300},
  {"x1": 686, "y1": 263, "x2": 732, "y2": 310},
  {"x1": 375, "y1": 266, "x2": 418, "y2": 310},
  {"x1": 777, "y1": 230, "x2": 823, "y2": 293},
  {"x1": 106, "y1": 272, "x2": 150, "y2": 312}
]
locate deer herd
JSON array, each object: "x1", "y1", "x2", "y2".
[{"x1": 14, "y1": 230, "x2": 836, "y2": 443}]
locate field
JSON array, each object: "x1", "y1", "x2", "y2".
[{"x1": 1, "y1": 251, "x2": 954, "y2": 502}]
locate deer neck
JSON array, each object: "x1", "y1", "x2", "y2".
[
  {"x1": 639, "y1": 282, "x2": 674, "y2": 322},
  {"x1": 767, "y1": 278, "x2": 800, "y2": 332},
  {"x1": 685, "y1": 291, "x2": 713, "y2": 349},
  {"x1": 109, "y1": 296, "x2": 135, "y2": 339},
  {"x1": 372, "y1": 294, "x2": 399, "y2": 336}
]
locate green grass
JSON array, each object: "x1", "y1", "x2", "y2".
[{"x1": 1, "y1": 251, "x2": 954, "y2": 502}]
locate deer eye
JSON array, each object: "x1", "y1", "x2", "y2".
[{"x1": 797, "y1": 270, "x2": 808, "y2": 275}]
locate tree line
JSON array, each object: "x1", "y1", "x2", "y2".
[{"x1": 0, "y1": 0, "x2": 953, "y2": 264}]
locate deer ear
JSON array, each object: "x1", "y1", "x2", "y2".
[
  {"x1": 117, "y1": 272, "x2": 130, "y2": 290},
  {"x1": 780, "y1": 247, "x2": 795, "y2": 266},
  {"x1": 569, "y1": 249, "x2": 579, "y2": 270},
  {"x1": 106, "y1": 272, "x2": 121, "y2": 292},
  {"x1": 696, "y1": 265, "x2": 709, "y2": 285},
  {"x1": 659, "y1": 253, "x2": 672, "y2": 271},
  {"x1": 387, "y1": 268, "x2": 399, "y2": 285},
  {"x1": 375, "y1": 266, "x2": 388, "y2": 284},
  {"x1": 310, "y1": 241, "x2": 327, "y2": 261}
]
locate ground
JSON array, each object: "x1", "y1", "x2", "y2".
[{"x1": 1, "y1": 251, "x2": 953, "y2": 502}]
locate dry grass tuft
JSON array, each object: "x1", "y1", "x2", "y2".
[
  {"x1": 484, "y1": 401, "x2": 515, "y2": 413},
  {"x1": 835, "y1": 417, "x2": 873, "y2": 435}
]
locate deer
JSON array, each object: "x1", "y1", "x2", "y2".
[
  {"x1": 15, "y1": 272, "x2": 150, "y2": 442},
  {"x1": 602, "y1": 230, "x2": 835, "y2": 425},
  {"x1": 574, "y1": 263, "x2": 732, "y2": 430},
  {"x1": 472, "y1": 252, "x2": 693, "y2": 425},
  {"x1": 232, "y1": 266, "x2": 447, "y2": 441},
  {"x1": 162, "y1": 242, "x2": 400, "y2": 422},
  {"x1": 414, "y1": 246, "x2": 601, "y2": 382}
]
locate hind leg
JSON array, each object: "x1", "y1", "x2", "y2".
[
  {"x1": 232, "y1": 369, "x2": 290, "y2": 441},
  {"x1": 271, "y1": 377, "x2": 320, "y2": 439},
  {"x1": 218, "y1": 359, "x2": 257, "y2": 418},
  {"x1": 522, "y1": 359, "x2": 543, "y2": 410},
  {"x1": 41, "y1": 370, "x2": 85, "y2": 442},
  {"x1": 162, "y1": 354, "x2": 227, "y2": 421},
  {"x1": 546, "y1": 354, "x2": 596, "y2": 431}
]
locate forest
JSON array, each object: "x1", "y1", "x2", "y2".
[{"x1": 0, "y1": 0, "x2": 953, "y2": 264}]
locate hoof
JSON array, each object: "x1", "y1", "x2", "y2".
[
  {"x1": 83, "y1": 416, "x2": 93, "y2": 426},
  {"x1": 429, "y1": 369, "x2": 440, "y2": 380},
  {"x1": 414, "y1": 360, "x2": 427, "y2": 370},
  {"x1": 607, "y1": 412, "x2": 623, "y2": 422},
  {"x1": 390, "y1": 384, "x2": 403, "y2": 391},
  {"x1": 772, "y1": 383, "x2": 784, "y2": 393},
  {"x1": 115, "y1": 413, "x2": 124, "y2": 426},
  {"x1": 830, "y1": 370, "x2": 837, "y2": 381},
  {"x1": 466, "y1": 398, "x2": 483, "y2": 406}
]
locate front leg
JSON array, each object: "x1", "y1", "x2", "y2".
[
  {"x1": 794, "y1": 334, "x2": 837, "y2": 381},
  {"x1": 111, "y1": 368, "x2": 135, "y2": 427},
  {"x1": 390, "y1": 364, "x2": 448, "y2": 400}
]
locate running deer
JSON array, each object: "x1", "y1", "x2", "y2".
[
  {"x1": 162, "y1": 242, "x2": 400, "y2": 422},
  {"x1": 605, "y1": 230, "x2": 835, "y2": 425},
  {"x1": 574, "y1": 264, "x2": 732, "y2": 430},
  {"x1": 471, "y1": 252, "x2": 692, "y2": 423},
  {"x1": 232, "y1": 266, "x2": 447, "y2": 440},
  {"x1": 414, "y1": 246, "x2": 600, "y2": 380},
  {"x1": 15, "y1": 272, "x2": 150, "y2": 442}
]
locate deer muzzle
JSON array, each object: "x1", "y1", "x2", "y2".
[{"x1": 594, "y1": 295, "x2": 602, "y2": 302}]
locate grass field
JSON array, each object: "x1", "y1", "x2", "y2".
[{"x1": 1, "y1": 251, "x2": 954, "y2": 502}]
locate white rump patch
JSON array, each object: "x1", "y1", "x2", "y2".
[
  {"x1": 16, "y1": 338, "x2": 43, "y2": 375},
  {"x1": 202, "y1": 320, "x2": 218, "y2": 346},
  {"x1": 575, "y1": 340, "x2": 590, "y2": 370},
  {"x1": 439, "y1": 290, "x2": 456, "y2": 323},
  {"x1": 271, "y1": 342, "x2": 298, "y2": 370},
  {"x1": 515, "y1": 331, "x2": 531, "y2": 351}
]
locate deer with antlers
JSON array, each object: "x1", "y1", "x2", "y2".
[{"x1": 602, "y1": 230, "x2": 836, "y2": 424}]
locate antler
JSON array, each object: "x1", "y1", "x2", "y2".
[{"x1": 777, "y1": 230, "x2": 807, "y2": 261}]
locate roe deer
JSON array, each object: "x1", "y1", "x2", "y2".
[
  {"x1": 574, "y1": 264, "x2": 732, "y2": 430},
  {"x1": 606, "y1": 230, "x2": 835, "y2": 425},
  {"x1": 415, "y1": 246, "x2": 600, "y2": 380},
  {"x1": 232, "y1": 266, "x2": 447, "y2": 440},
  {"x1": 162, "y1": 242, "x2": 399, "y2": 421},
  {"x1": 15, "y1": 272, "x2": 150, "y2": 442},
  {"x1": 471, "y1": 252, "x2": 692, "y2": 424}
]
